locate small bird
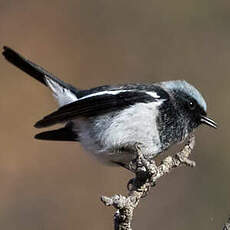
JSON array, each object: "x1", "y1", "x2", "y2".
[{"x1": 2, "y1": 47, "x2": 217, "y2": 168}]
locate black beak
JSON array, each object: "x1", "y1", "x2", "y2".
[{"x1": 200, "y1": 115, "x2": 217, "y2": 129}]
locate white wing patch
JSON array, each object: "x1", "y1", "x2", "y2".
[
  {"x1": 80, "y1": 90, "x2": 160, "y2": 100},
  {"x1": 45, "y1": 77, "x2": 78, "y2": 107},
  {"x1": 44, "y1": 78, "x2": 161, "y2": 107},
  {"x1": 80, "y1": 90, "x2": 130, "y2": 100},
  {"x1": 145, "y1": 91, "x2": 160, "y2": 98}
]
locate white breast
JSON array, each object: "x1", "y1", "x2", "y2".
[{"x1": 75, "y1": 101, "x2": 164, "y2": 164}]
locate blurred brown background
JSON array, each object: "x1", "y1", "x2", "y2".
[{"x1": 0, "y1": 0, "x2": 229, "y2": 229}]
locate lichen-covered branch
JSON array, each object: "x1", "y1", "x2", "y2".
[{"x1": 101, "y1": 134, "x2": 196, "y2": 230}]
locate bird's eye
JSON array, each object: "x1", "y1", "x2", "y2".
[{"x1": 188, "y1": 101, "x2": 196, "y2": 110}]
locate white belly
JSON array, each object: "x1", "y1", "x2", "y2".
[{"x1": 74, "y1": 102, "x2": 163, "y2": 164}]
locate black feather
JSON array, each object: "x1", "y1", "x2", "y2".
[
  {"x1": 34, "y1": 91, "x2": 162, "y2": 128},
  {"x1": 2, "y1": 46, "x2": 78, "y2": 93},
  {"x1": 35, "y1": 125, "x2": 78, "y2": 141}
]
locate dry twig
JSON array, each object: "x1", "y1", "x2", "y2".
[{"x1": 101, "y1": 134, "x2": 196, "y2": 230}]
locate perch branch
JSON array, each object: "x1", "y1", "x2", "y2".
[{"x1": 101, "y1": 134, "x2": 196, "y2": 230}]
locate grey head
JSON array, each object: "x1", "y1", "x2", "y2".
[
  {"x1": 162, "y1": 80, "x2": 217, "y2": 129},
  {"x1": 157, "y1": 80, "x2": 217, "y2": 150}
]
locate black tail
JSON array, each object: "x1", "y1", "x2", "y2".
[
  {"x1": 35, "y1": 125, "x2": 79, "y2": 142},
  {"x1": 2, "y1": 46, "x2": 77, "y2": 92}
]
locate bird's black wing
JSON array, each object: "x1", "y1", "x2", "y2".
[
  {"x1": 35, "y1": 122, "x2": 79, "y2": 141},
  {"x1": 35, "y1": 91, "x2": 161, "y2": 128}
]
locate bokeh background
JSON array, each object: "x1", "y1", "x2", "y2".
[{"x1": 0, "y1": 0, "x2": 229, "y2": 229}]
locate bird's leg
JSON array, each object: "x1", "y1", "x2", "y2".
[
  {"x1": 127, "y1": 135, "x2": 196, "y2": 196},
  {"x1": 127, "y1": 144, "x2": 157, "y2": 197}
]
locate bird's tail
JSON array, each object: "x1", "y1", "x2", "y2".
[
  {"x1": 2, "y1": 46, "x2": 78, "y2": 106},
  {"x1": 35, "y1": 125, "x2": 79, "y2": 142}
]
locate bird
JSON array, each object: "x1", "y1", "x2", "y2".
[{"x1": 2, "y1": 46, "x2": 217, "y2": 168}]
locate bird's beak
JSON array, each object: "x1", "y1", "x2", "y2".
[{"x1": 200, "y1": 115, "x2": 217, "y2": 129}]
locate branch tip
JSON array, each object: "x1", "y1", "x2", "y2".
[{"x1": 101, "y1": 134, "x2": 196, "y2": 230}]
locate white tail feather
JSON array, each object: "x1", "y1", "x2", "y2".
[{"x1": 45, "y1": 76, "x2": 77, "y2": 107}]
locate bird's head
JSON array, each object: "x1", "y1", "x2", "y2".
[{"x1": 161, "y1": 80, "x2": 217, "y2": 133}]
